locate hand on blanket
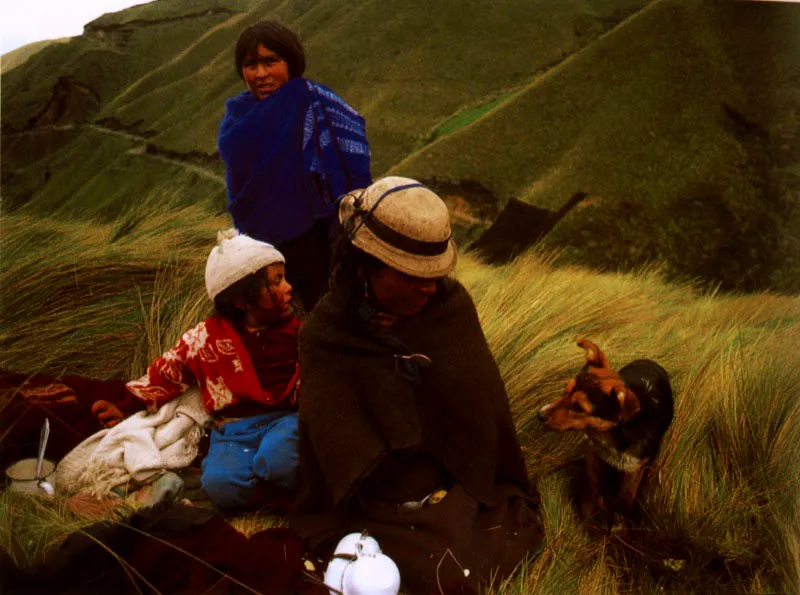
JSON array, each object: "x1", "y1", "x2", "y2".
[{"x1": 91, "y1": 400, "x2": 125, "y2": 428}]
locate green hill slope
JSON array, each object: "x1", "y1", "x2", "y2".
[
  {"x1": 1, "y1": 0, "x2": 647, "y2": 221},
  {"x1": 1, "y1": 0, "x2": 798, "y2": 292},
  {"x1": 0, "y1": 38, "x2": 71, "y2": 75},
  {"x1": 5, "y1": 129, "x2": 226, "y2": 219},
  {"x1": 393, "y1": 0, "x2": 800, "y2": 292},
  {"x1": 95, "y1": 0, "x2": 649, "y2": 171},
  {"x1": 0, "y1": 6, "x2": 244, "y2": 131}
]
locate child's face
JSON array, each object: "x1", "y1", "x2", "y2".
[{"x1": 244, "y1": 263, "x2": 293, "y2": 326}]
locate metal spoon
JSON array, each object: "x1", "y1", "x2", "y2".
[{"x1": 36, "y1": 418, "x2": 55, "y2": 496}]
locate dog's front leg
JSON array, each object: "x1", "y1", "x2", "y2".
[
  {"x1": 616, "y1": 464, "x2": 647, "y2": 514},
  {"x1": 581, "y1": 449, "x2": 605, "y2": 520}
]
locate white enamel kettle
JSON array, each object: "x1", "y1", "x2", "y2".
[{"x1": 323, "y1": 532, "x2": 401, "y2": 595}]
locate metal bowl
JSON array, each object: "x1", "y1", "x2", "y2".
[{"x1": 5, "y1": 458, "x2": 57, "y2": 496}]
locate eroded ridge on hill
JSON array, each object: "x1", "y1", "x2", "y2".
[{"x1": 83, "y1": 7, "x2": 237, "y2": 47}]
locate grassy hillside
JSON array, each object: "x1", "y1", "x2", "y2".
[
  {"x1": 88, "y1": 0, "x2": 255, "y2": 25},
  {"x1": 1, "y1": 207, "x2": 798, "y2": 592},
  {"x1": 2, "y1": 127, "x2": 227, "y2": 219},
  {"x1": 1, "y1": 0, "x2": 650, "y2": 236},
  {"x1": 92, "y1": 0, "x2": 649, "y2": 171},
  {"x1": 1, "y1": 12, "x2": 233, "y2": 131},
  {"x1": 3, "y1": 0, "x2": 797, "y2": 294},
  {"x1": 0, "y1": 208, "x2": 223, "y2": 379},
  {"x1": 0, "y1": 38, "x2": 71, "y2": 75},
  {"x1": 394, "y1": 0, "x2": 800, "y2": 293},
  {"x1": 1, "y1": 0, "x2": 647, "y2": 164},
  {"x1": 396, "y1": 0, "x2": 734, "y2": 204},
  {"x1": 470, "y1": 252, "x2": 800, "y2": 593}
]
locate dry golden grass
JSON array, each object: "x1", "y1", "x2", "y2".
[
  {"x1": 457, "y1": 250, "x2": 800, "y2": 593},
  {"x1": 1, "y1": 219, "x2": 798, "y2": 592},
  {"x1": 0, "y1": 202, "x2": 225, "y2": 379}
]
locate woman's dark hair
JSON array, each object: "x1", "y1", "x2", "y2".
[
  {"x1": 213, "y1": 268, "x2": 267, "y2": 322},
  {"x1": 235, "y1": 20, "x2": 306, "y2": 79},
  {"x1": 329, "y1": 229, "x2": 385, "y2": 315}
]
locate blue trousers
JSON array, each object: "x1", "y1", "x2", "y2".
[{"x1": 201, "y1": 411, "x2": 299, "y2": 509}]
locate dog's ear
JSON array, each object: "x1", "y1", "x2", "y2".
[
  {"x1": 577, "y1": 339, "x2": 611, "y2": 369},
  {"x1": 614, "y1": 384, "x2": 641, "y2": 422}
]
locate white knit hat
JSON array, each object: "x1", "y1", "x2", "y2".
[
  {"x1": 339, "y1": 176, "x2": 457, "y2": 278},
  {"x1": 205, "y1": 229, "x2": 285, "y2": 300}
]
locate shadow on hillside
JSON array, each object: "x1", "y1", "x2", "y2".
[
  {"x1": 419, "y1": 173, "x2": 798, "y2": 294},
  {"x1": 470, "y1": 192, "x2": 588, "y2": 264}
]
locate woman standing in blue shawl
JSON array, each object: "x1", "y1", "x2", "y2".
[{"x1": 219, "y1": 21, "x2": 372, "y2": 311}]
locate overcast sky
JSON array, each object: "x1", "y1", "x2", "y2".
[
  {"x1": 2, "y1": 0, "x2": 798, "y2": 56},
  {"x1": 1, "y1": 0, "x2": 155, "y2": 55}
]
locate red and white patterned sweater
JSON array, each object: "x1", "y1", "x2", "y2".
[{"x1": 126, "y1": 314, "x2": 300, "y2": 415}]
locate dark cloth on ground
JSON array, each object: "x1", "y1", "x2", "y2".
[
  {"x1": 0, "y1": 503, "x2": 328, "y2": 595},
  {"x1": 358, "y1": 449, "x2": 451, "y2": 505},
  {"x1": 289, "y1": 278, "x2": 543, "y2": 593},
  {"x1": 351, "y1": 483, "x2": 538, "y2": 594},
  {"x1": 0, "y1": 370, "x2": 138, "y2": 473}
]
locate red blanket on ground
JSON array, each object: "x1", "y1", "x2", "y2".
[
  {"x1": 0, "y1": 370, "x2": 132, "y2": 473},
  {"x1": 1, "y1": 502, "x2": 329, "y2": 595}
]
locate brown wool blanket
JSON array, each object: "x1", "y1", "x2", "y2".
[{"x1": 290, "y1": 279, "x2": 542, "y2": 592}]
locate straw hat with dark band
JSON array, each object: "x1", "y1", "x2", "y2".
[{"x1": 339, "y1": 176, "x2": 458, "y2": 278}]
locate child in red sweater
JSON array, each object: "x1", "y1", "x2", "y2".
[{"x1": 92, "y1": 229, "x2": 300, "y2": 509}]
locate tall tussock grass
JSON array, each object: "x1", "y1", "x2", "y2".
[
  {"x1": 0, "y1": 490, "x2": 131, "y2": 569},
  {"x1": 0, "y1": 202, "x2": 225, "y2": 379},
  {"x1": 1, "y1": 213, "x2": 798, "y2": 592},
  {"x1": 461, "y1": 251, "x2": 800, "y2": 592}
]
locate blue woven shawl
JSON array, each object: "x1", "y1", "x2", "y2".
[{"x1": 218, "y1": 78, "x2": 372, "y2": 245}]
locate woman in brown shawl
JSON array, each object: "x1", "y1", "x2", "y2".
[{"x1": 289, "y1": 177, "x2": 542, "y2": 593}]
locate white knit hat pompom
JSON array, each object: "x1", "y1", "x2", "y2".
[
  {"x1": 205, "y1": 228, "x2": 285, "y2": 301},
  {"x1": 217, "y1": 228, "x2": 239, "y2": 244}
]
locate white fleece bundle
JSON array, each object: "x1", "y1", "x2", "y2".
[{"x1": 56, "y1": 388, "x2": 211, "y2": 497}]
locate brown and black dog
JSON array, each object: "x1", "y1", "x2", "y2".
[{"x1": 538, "y1": 340, "x2": 674, "y2": 521}]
